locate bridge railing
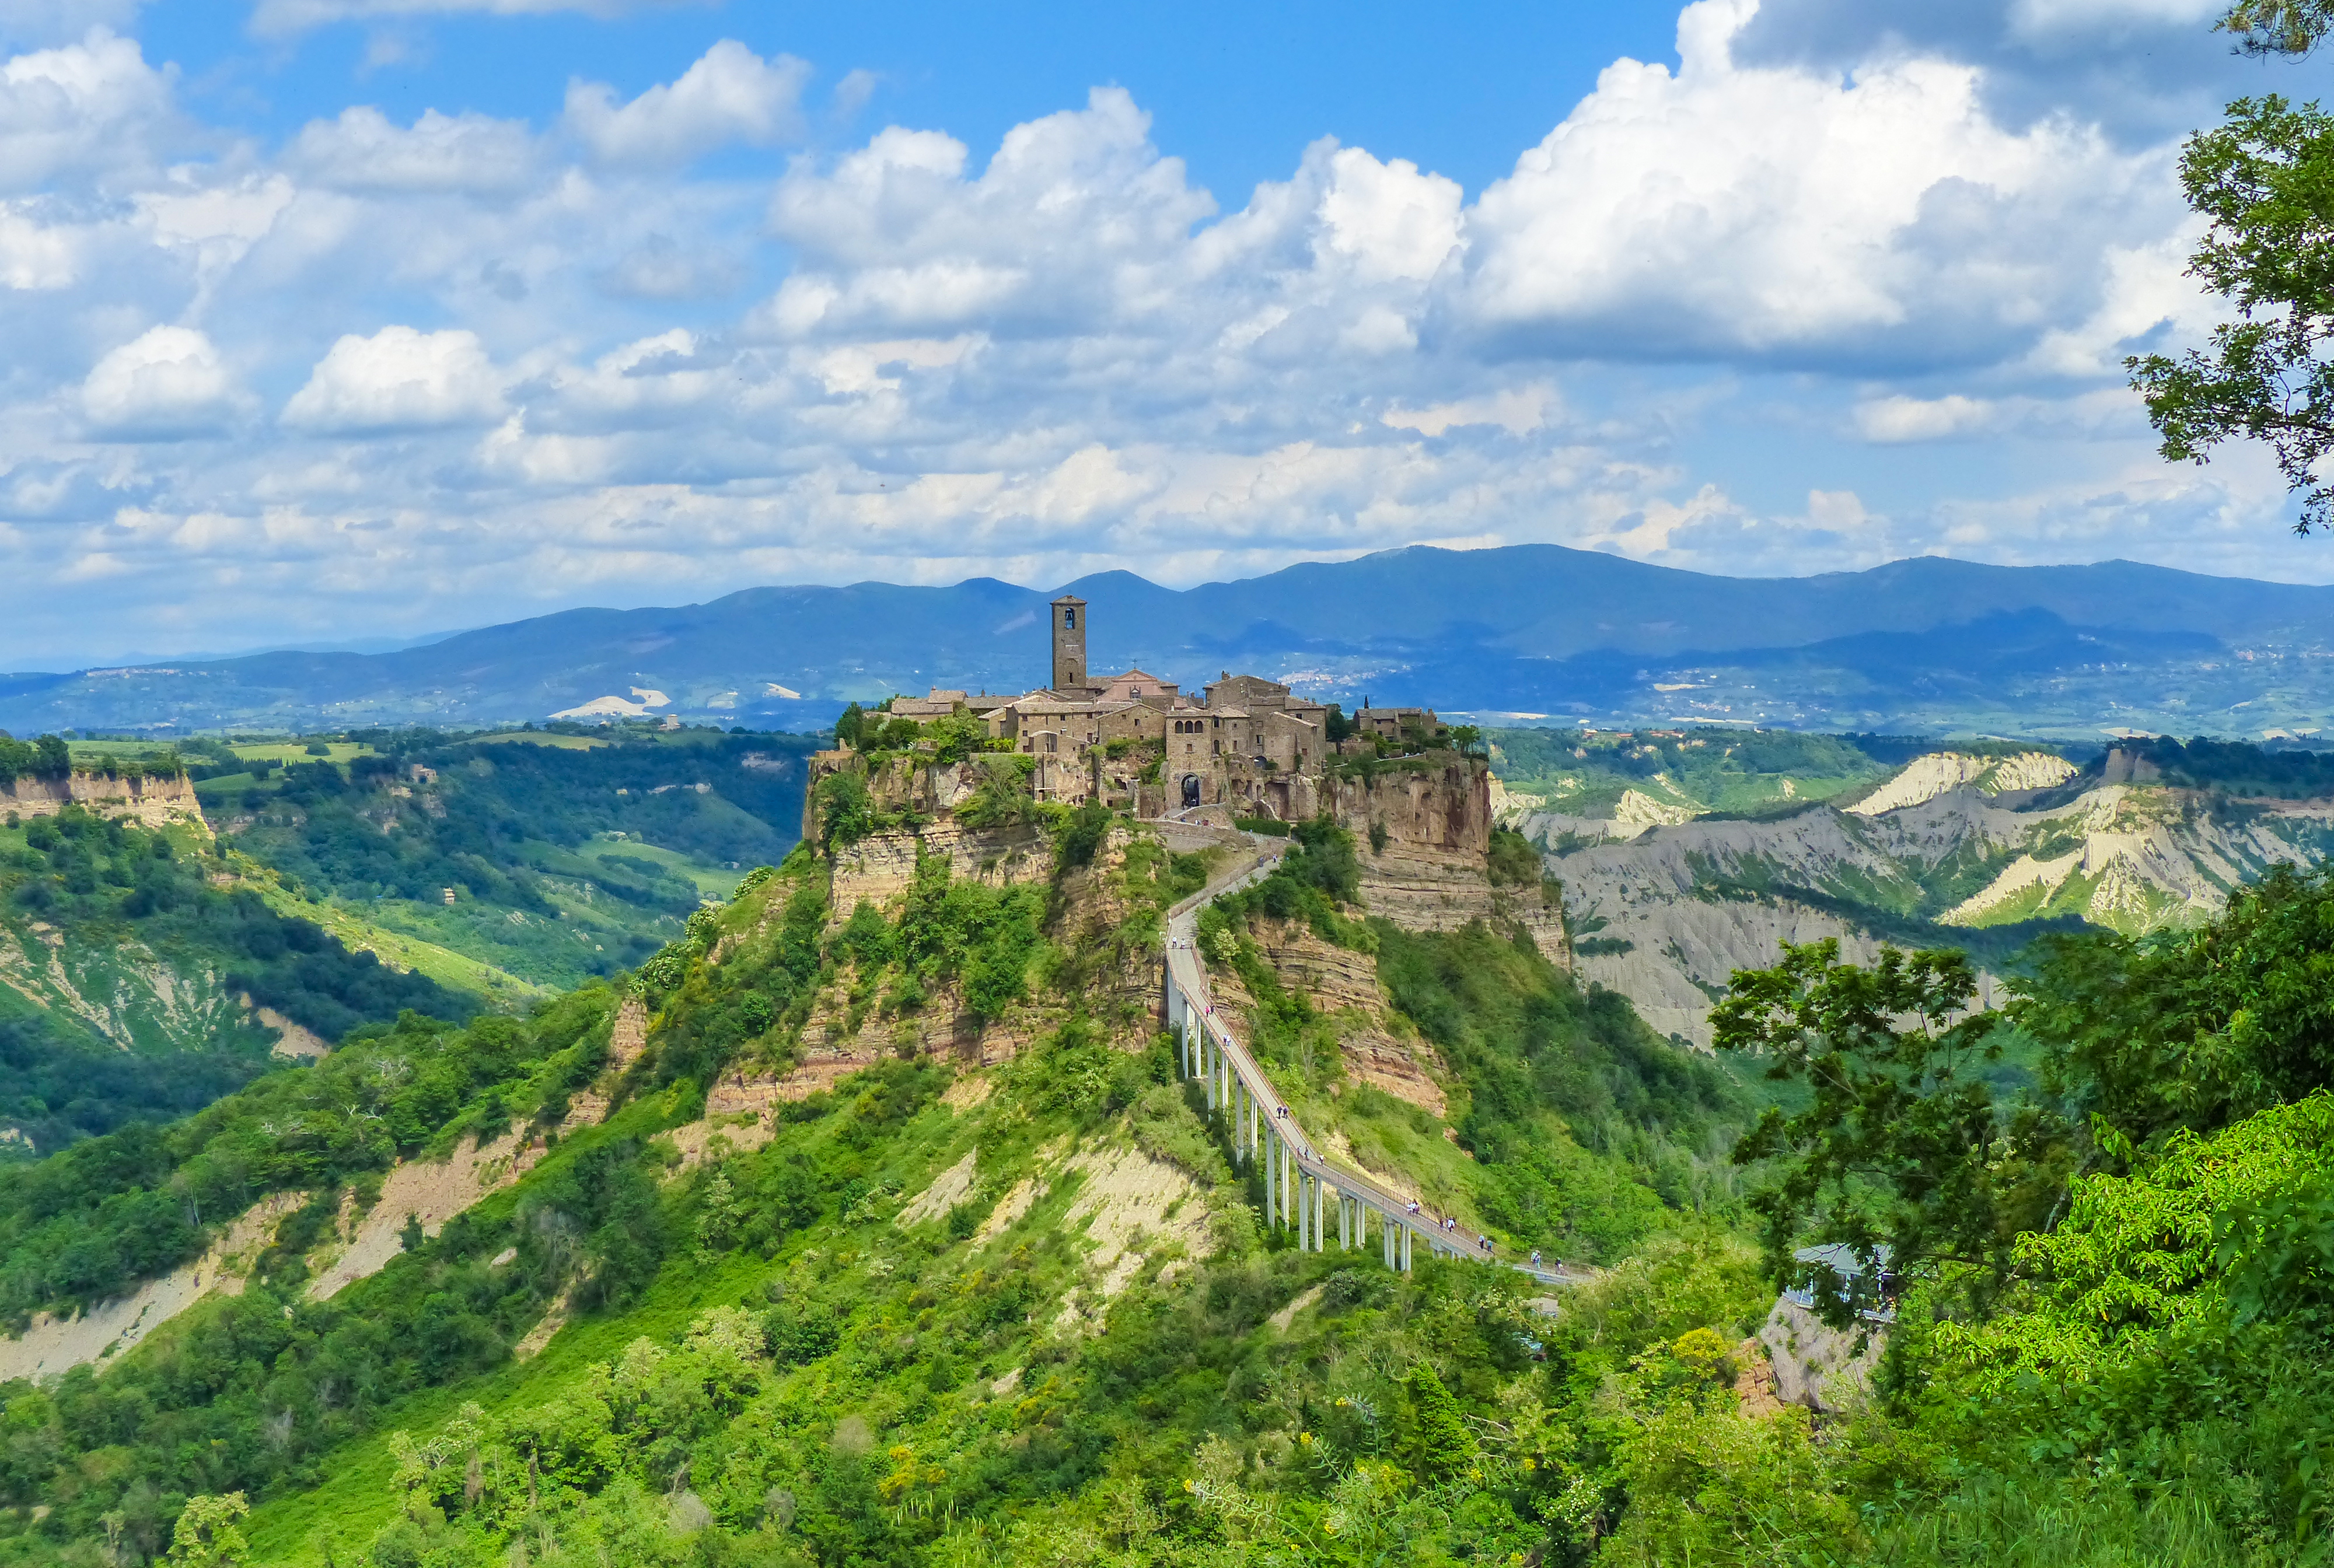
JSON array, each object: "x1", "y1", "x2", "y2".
[{"x1": 1157, "y1": 834, "x2": 1585, "y2": 1287}]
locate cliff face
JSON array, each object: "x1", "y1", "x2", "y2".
[
  {"x1": 1315, "y1": 757, "x2": 1568, "y2": 965},
  {"x1": 1319, "y1": 757, "x2": 1492, "y2": 858},
  {"x1": 0, "y1": 770, "x2": 206, "y2": 830},
  {"x1": 1526, "y1": 761, "x2": 2334, "y2": 1046},
  {"x1": 827, "y1": 819, "x2": 1052, "y2": 909},
  {"x1": 1212, "y1": 915, "x2": 1449, "y2": 1116}
]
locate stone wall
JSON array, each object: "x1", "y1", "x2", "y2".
[{"x1": 0, "y1": 770, "x2": 207, "y2": 830}]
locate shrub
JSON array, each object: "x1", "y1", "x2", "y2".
[
  {"x1": 1054, "y1": 800, "x2": 1113, "y2": 870},
  {"x1": 816, "y1": 771, "x2": 877, "y2": 850}
]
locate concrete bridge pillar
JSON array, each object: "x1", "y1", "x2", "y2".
[{"x1": 1270, "y1": 1134, "x2": 1288, "y2": 1232}]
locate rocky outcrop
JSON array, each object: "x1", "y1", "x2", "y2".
[
  {"x1": 308, "y1": 1130, "x2": 550, "y2": 1301},
  {"x1": 1217, "y1": 917, "x2": 1448, "y2": 1116},
  {"x1": 828, "y1": 819, "x2": 1051, "y2": 912},
  {"x1": 1844, "y1": 751, "x2": 2076, "y2": 816},
  {"x1": 0, "y1": 769, "x2": 205, "y2": 830},
  {"x1": 1320, "y1": 757, "x2": 1491, "y2": 859},
  {"x1": 1758, "y1": 1297, "x2": 1884, "y2": 1415},
  {"x1": 0, "y1": 1192, "x2": 305, "y2": 1384},
  {"x1": 0, "y1": 1124, "x2": 559, "y2": 1381}
]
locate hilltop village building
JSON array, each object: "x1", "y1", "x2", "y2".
[{"x1": 893, "y1": 594, "x2": 1437, "y2": 818}]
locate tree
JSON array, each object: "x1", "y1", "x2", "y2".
[
  {"x1": 2222, "y1": 0, "x2": 2334, "y2": 55},
  {"x1": 2128, "y1": 96, "x2": 2334, "y2": 530},
  {"x1": 166, "y1": 1493, "x2": 249, "y2": 1567},
  {"x1": 1395, "y1": 1363, "x2": 1476, "y2": 1482},
  {"x1": 2126, "y1": 4, "x2": 2334, "y2": 528},
  {"x1": 2010, "y1": 863, "x2": 2334, "y2": 1150},
  {"x1": 815, "y1": 772, "x2": 876, "y2": 851},
  {"x1": 1713, "y1": 940, "x2": 2069, "y2": 1326}
]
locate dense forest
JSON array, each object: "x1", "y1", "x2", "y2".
[
  {"x1": 0, "y1": 807, "x2": 470, "y2": 1158},
  {"x1": 0, "y1": 797, "x2": 1756, "y2": 1564},
  {"x1": 207, "y1": 727, "x2": 820, "y2": 989},
  {"x1": 6, "y1": 721, "x2": 2334, "y2": 1561}
]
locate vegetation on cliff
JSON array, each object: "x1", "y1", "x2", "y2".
[
  {"x1": 208, "y1": 727, "x2": 818, "y2": 990},
  {"x1": 0, "y1": 734, "x2": 73, "y2": 782},
  {"x1": 19, "y1": 735, "x2": 2334, "y2": 1564},
  {"x1": 0, "y1": 809, "x2": 471, "y2": 1158},
  {"x1": 1682, "y1": 864, "x2": 2334, "y2": 1561}
]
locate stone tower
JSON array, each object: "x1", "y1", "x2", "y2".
[{"x1": 1050, "y1": 594, "x2": 1087, "y2": 692}]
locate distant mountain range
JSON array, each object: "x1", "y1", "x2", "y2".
[{"x1": 11, "y1": 545, "x2": 2334, "y2": 737}]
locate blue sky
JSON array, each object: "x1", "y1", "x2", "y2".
[
  {"x1": 137, "y1": 2, "x2": 1691, "y2": 203},
  {"x1": 0, "y1": 0, "x2": 2326, "y2": 667}
]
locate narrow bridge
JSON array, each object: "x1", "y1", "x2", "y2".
[{"x1": 1160, "y1": 838, "x2": 1585, "y2": 1288}]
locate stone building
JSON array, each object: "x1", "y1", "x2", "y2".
[
  {"x1": 1051, "y1": 594, "x2": 1089, "y2": 694},
  {"x1": 956, "y1": 605, "x2": 1346, "y2": 817},
  {"x1": 1349, "y1": 705, "x2": 1440, "y2": 744}
]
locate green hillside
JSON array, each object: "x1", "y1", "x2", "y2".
[
  {"x1": 0, "y1": 796, "x2": 1756, "y2": 1565},
  {"x1": 193, "y1": 725, "x2": 819, "y2": 992},
  {"x1": 0, "y1": 807, "x2": 473, "y2": 1159},
  {"x1": 14, "y1": 740, "x2": 2334, "y2": 1563}
]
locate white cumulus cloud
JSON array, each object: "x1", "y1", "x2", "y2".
[
  {"x1": 82, "y1": 324, "x2": 243, "y2": 436},
  {"x1": 564, "y1": 40, "x2": 809, "y2": 167},
  {"x1": 0, "y1": 26, "x2": 172, "y2": 191},
  {"x1": 1456, "y1": 0, "x2": 2165, "y2": 365},
  {"x1": 288, "y1": 106, "x2": 539, "y2": 194},
  {"x1": 282, "y1": 326, "x2": 505, "y2": 433}
]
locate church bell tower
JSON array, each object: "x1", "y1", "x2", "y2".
[{"x1": 1050, "y1": 594, "x2": 1087, "y2": 693}]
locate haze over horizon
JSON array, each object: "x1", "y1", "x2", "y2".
[{"x1": 3, "y1": 0, "x2": 2332, "y2": 668}]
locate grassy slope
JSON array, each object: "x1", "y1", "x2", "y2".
[
  {"x1": 0, "y1": 802, "x2": 1773, "y2": 1566},
  {"x1": 1489, "y1": 727, "x2": 1896, "y2": 818},
  {"x1": 200, "y1": 727, "x2": 809, "y2": 991},
  {"x1": 219, "y1": 846, "x2": 552, "y2": 1006}
]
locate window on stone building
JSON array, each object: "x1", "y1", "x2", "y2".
[{"x1": 1063, "y1": 608, "x2": 1076, "y2": 629}]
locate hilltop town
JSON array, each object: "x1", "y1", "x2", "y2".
[{"x1": 860, "y1": 593, "x2": 1446, "y2": 821}]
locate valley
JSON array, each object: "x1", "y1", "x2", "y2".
[
  {"x1": 0, "y1": 724, "x2": 818, "y2": 1163},
  {"x1": 2, "y1": 708, "x2": 2333, "y2": 1563},
  {"x1": 1501, "y1": 731, "x2": 2334, "y2": 1044}
]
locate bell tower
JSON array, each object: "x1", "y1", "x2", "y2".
[{"x1": 1050, "y1": 594, "x2": 1087, "y2": 693}]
